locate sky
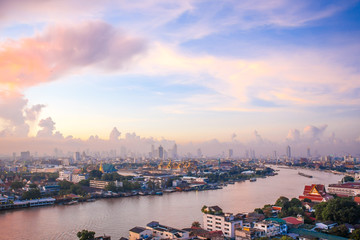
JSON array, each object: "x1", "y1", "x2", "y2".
[{"x1": 0, "y1": 0, "x2": 359, "y2": 157}]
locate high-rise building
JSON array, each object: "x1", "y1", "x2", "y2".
[
  {"x1": 197, "y1": 148, "x2": 202, "y2": 158},
  {"x1": 20, "y1": 151, "x2": 30, "y2": 161},
  {"x1": 286, "y1": 145, "x2": 291, "y2": 159},
  {"x1": 228, "y1": 149, "x2": 233, "y2": 158},
  {"x1": 307, "y1": 147, "x2": 311, "y2": 158},
  {"x1": 158, "y1": 145, "x2": 164, "y2": 160},
  {"x1": 172, "y1": 144, "x2": 178, "y2": 159},
  {"x1": 73, "y1": 152, "x2": 81, "y2": 162}
]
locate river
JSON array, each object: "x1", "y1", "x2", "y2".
[{"x1": 0, "y1": 166, "x2": 343, "y2": 240}]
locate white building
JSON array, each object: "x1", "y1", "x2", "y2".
[
  {"x1": 203, "y1": 206, "x2": 243, "y2": 238},
  {"x1": 72, "y1": 174, "x2": 87, "y2": 183},
  {"x1": 253, "y1": 220, "x2": 284, "y2": 237},
  {"x1": 58, "y1": 170, "x2": 72, "y2": 181},
  {"x1": 146, "y1": 221, "x2": 189, "y2": 239}
]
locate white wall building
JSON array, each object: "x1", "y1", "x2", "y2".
[
  {"x1": 203, "y1": 206, "x2": 243, "y2": 238},
  {"x1": 58, "y1": 170, "x2": 72, "y2": 181}
]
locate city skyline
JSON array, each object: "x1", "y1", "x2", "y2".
[{"x1": 0, "y1": 1, "x2": 359, "y2": 155}]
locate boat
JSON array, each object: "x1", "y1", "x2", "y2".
[
  {"x1": 155, "y1": 191, "x2": 163, "y2": 195},
  {"x1": 298, "y1": 172, "x2": 313, "y2": 178},
  {"x1": 249, "y1": 178, "x2": 256, "y2": 182}
]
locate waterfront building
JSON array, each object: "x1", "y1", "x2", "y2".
[
  {"x1": 146, "y1": 221, "x2": 189, "y2": 239},
  {"x1": 202, "y1": 206, "x2": 243, "y2": 238},
  {"x1": 298, "y1": 184, "x2": 333, "y2": 202},
  {"x1": 90, "y1": 180, "x2": 110, "y2": 189},
  {"x1": 129, "y1": 227, "x2": 152, "y2": 240},
  {"x1": 327, "y1": 182, "x2": 360, "y2": 197}
]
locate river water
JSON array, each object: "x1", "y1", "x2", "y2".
[{"x1": 0, "y1": 167, "x2": 343, "y2": 240}]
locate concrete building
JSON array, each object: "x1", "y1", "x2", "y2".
[
  {"x1": 253, "y1": 220, "x2": 284, "y2": 237},
  {"x1": 203, "y1": 206, "x2": 243, "y2": 238},
  {"x1": 146, "y1": 221, "x2": 189, "y2": 239},
  {"x1": 58, "y1": 170, "x2": 72, "y2": 181},
  {"x1": 89, "y1": 180, "x2": 110, "y2": 189},
  {"x1": 129, "y1": 227, "x2": 152, "y2": 240},
  {"x1": 327, "y1": 182, "x2": 360, "y2": 197},
  {"x1": 158, "y1": 145, "x2": 164, "y2": 160}
]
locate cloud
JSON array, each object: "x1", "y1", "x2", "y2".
[
  {"x1": 25, "y1": 104, "x2": 46, "y2": 121},
  {"x1": 109, "y1": 127, "x2": 121, "y2": 141},
  {"x1": 287, "y1": 129, "x2": 300, "y2": 142},
  {"x1": 36, "y1": 117, "x2": 56, "y2": 138},
  {"x1": 0, "y1": 21, "x2": 146, "y2": 93},
  {"x1": 231, "y1": 133, "x2": 237, "y2": 141},
  {"x1": 0, "y1": 21, "x2": 146, "y2": 137},
  {"x1": 303, "y1": 124, "x2": 328, "y2": 140}
]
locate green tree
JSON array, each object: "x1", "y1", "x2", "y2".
[
  {"x1": 78, "y1": 179, "x2": 90, "y2": 186},
  {"x1": 342, "y1": 176, "x2": 354, "y2": 183},
  {"x1": 77, "y1": 229, "x2": 95, "y2": 240},
  {"x1": 11, "y1": 181, "x2": 24, "y2": 190},
  {"x1": 89, "y1": 170, "x2": 102, "y2": 179},
  {"x1": 29, "y1": 183, "x2": 38, "y2": 189},
  {"x1": 22, "y1": 189, "x2": 41, "y2": 200},
  {"x1": 351, "y1": 229, "x2": 360, "y2": 240},
  {"x1": 329, "y1": 224, "x2": 349, "y2": 238},
  {"x1": 105, "y1": 182, "x2": 117, "y2": 192},
  {"x1": 70, "y1": 184, "x2": 85, "y2": 195},
  {"x1": 59, "y1": 180, "x2": 74, "y2": 190},
  {"x1": 314, "y1": 198, "x2": 360, "y2": 224},
  {"x1": 191, "y1": 221, "x2": 201, "y2": 228},
  {"x1": 275, "y1": 196, "x2": 289, "y2": 207}
]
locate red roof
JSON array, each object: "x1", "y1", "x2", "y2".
[{"x1": 282, "y1": 217, "x2": 303, "y2": 225}]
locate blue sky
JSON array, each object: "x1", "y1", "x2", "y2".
[{"x1": 0, "y1": 0, "x2": 359, "y2": 155}]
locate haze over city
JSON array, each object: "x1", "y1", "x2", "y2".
[{"x1": 0, "y1": 0, "x2": 359, "y2": 156}]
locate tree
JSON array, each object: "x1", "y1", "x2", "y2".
[
  {"x1": 342, "y1": 176, "x2": 354, "y2": 183},
  {"x1": 22, "y1": 189, "x2": 41, "y2": 200},
  {"x1": 11, "y1": 181, "x2": 24, "y2": 190},
  {"x1": 275, "y1": 196, "x2": 289, "y2": 207},
  {"x1": 351, "y1": 229, "x2": 360, "y2": 240},
  {"x1": 70, "y1": 184, "x2": 85, "y2": 196},
  {"x1": 78, "y1": 179, "x2": 90, "y2": 186},
  {"x1": 191, "y1": 221, "x2": 201, "y2": 228},
  {"x1": 77, "y1": 230, "x2": 95, "y2": 240},
  {"x1": 59, "y1": 180, "x2": 74, "y2": 190},
  {"x1": 89, "y1": 170, "x2": 102, "y2": 179},
  {"x1": 329, "y1": 224, "x2": 349, "y2": 238},
  {"x1": 105, "y1": 182, "x2": 117, "y2": 192},
  {"x1": 314, "y1": 198, "x2": 360, "y2": 224}
]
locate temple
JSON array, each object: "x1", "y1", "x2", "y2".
[{"x1": 298, "y1": 184, "x2": 333, "y2": 202}]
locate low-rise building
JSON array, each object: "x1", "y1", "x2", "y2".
[
  {"x1": 299, "y1": 184, "x2": 333, "y2": 202},
  {"x1": 89, "y1": 180, "x2": 110, "y2": 189},
  {"x1": 129, "y1": 226, "x2": 152, "y2": 240},
  {"x1": 327, "y1": 182, "x2": 360, "y2": 197},
  {"x1": 253, "y1": 220, "x2": 282, "y2": 237},
  {"x1": 146, "y1": 221, "x2": 189, "y2": 239},
  {"x1": 235, "y1": 227, "x2": 265, "y2": 240}
]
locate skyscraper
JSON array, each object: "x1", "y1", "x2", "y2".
[
  {"x1": 286, "y1": 145, "x2": 291, "y2": 159},
  {"x1": 228, "y1": 149, "x2": 233, "y2": 158},
  {"x1": 158, "y1": 145, "x2": 164, "y2": 160},
  {"x1": 172, "y1": 144, "x2": 178, "y2": 159},
  {"x1": 307, "y1": 147, "x2": 311, "y2": 158}
]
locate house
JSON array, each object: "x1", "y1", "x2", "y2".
[
  {"x1": 146, "y1": 221, "x2": 189, "y2": 239},
  {"x1": 235, "y1": 227, "x2": 266, "y2": 240},
  {"x1": 129, "y1": 226, "x2": 152, "y2": 240},
  {"x1": 203, "y1": 207, "x2": 243, "y2": 238},
  {"x1": 282, "y1": 216, "x2": 304, "y2": 228},
  {"x1": 299, "y1": 184, "x2": 333, "y2": 202},
  {"x1": 315, "y1": 221, "x2": 337, "y2": 230},
  {"x1": 253, "y1": 220, "x2": 283, "y2": 237},
  {"x1": 302, "y1": 202, "x2": 315, "y2": 213}
]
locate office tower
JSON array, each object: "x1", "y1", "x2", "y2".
[
  {"x1": 228, "y1": 149, "x2": 233, "y2": 158},
  {"x1": 158, "y1": 145, "x2": 164, "y2": 160},
  {"x1": 286, "y1": 145, "x2": 291, "y2": 159}
]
